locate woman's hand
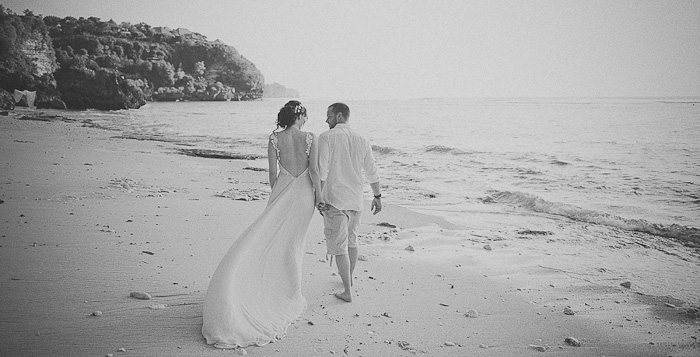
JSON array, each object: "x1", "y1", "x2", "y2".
[{"x1": 315, "y1": 198, "x2": 326, "y2": 216}]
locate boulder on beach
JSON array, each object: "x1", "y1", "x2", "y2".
[{"x1": 129, "y1": 291, "x2": 151, "y2": 300}]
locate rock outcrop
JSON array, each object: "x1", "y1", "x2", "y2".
[
  {"x1": 263, "y1": 82, "x2": 300, "y2": 98},
  {"x1": 0, "y1": 88, "x2": 15, "y2": 110},
  {"x1": 1, "y1": 7, "x2": 267, "y2": 110},
  {"x1": 0, "y1": 7, "x2": 67, "y2": 109}
]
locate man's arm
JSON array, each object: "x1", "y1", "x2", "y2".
[
  {"x1": 317, "y1": 135, "x2": 329, "y2": 215},
  {"x1": 370, "y1": 181, "x2": 382, "y2": 215},
  {"x1": 364, "y1": 141, "x2": 381, "y2": 215}
]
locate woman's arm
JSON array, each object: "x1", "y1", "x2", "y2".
[{"x1": 267, "y1": 135, "x2": 278, "y2": 189}]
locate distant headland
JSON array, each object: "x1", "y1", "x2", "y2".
[{"x1": 0, "y1": 6, "x2": 298, "y2": 110}]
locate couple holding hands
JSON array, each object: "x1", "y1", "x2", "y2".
[{"x1": 202, "y1": 101, "x2": 382, "y2": 349}]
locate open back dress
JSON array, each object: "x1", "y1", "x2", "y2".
[{"x1": 202, "y1": 131, "x2": 314, "y2": 348}]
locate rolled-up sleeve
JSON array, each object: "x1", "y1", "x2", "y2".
[
  {"x1": 363, "y1": 141, "x2": 380, "y2": 183},
  {"x1": 318, "y1": 134, "x2": 330, "y2": 181}
]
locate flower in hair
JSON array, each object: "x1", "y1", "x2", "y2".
[{"x1": 293, "y1": 104, "x2": 306, "y2": 115}]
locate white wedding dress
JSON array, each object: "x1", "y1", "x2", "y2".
[{"x1": 202, "y1": 132, "x2": 315, "y2": 348}]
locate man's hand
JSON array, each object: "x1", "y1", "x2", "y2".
[{"x1": 371, "y1": 197, "x2": 382, "y2": 215}]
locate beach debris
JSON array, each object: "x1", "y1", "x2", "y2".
[
  {"x1": 106, "y1": 177, "x2": 175, "y2": 196},
  {"x1": 176, "y1": 148, "x2": 264, "y2": 160},
  {"x1": 664, "y1": 303, "x2": 676, "y2": 308},
  {"x1": 620, "y1": 281, "x2": 632, "y2": 288},
  {"x1": 141, "y1": 250, "x2": 155, "y2": 255},
  {"x1": 564, "y1": 337, "x2": 582, "y2": 347},
  {"x1": 483, "y1": 244, "x2": 492, "y2": 250},
  {"x1": 381, "y1": 312, "x2": 392, "y2": 318},
  {"x1": 517, "y1": 229, "x2": 553, "y2": 236},
  {"x1": 358, "y1": 254, "x2": 369, "y2": 261},
  {"x1": 19, "y1": 114, "x2": 52, "y2": 122},
  {"x1": 148, "y1": 304, "x2": 167, "y2": 310},
  {"x1": 563, "y1": 307, "x2": 575, "y2": 315},
  {"x1": 105, "y1": 354, "x2": 113, "y2": 357},
  {"x1": 307, "y1": 320, "x2": 315, "y2": 325},
  {"x1": 465, "y1": 309, "x2": 479, "y2": 318},
  {"x1": 479, "y1": 344, "x2": 489, "y2": 349},
  {"x1": 117, "y1": 347, "x2": 126, "y2": 352},
  {"x1": 439, "y1": 303, "x2": 450, "y2": 307},
  {"x1": 90, "y1": 310, "x2": 103, "y2": 317},
  {"x1": 397, "y1": 340, "x2": 414, "y2": 351},
  {"x1": 405, "y1": 245, "x2": 415, "y2": 252},
  {"x1": 129, "y1": 291, "x2": 152, "y2": 300},
  {"x1": 237, "y1": 348, "x2": 248, "y2": 355},
  {"x1": 529, "y1": 344, "x2": 548, "y2": 352},
  {"x1": 444, "y1": 341, "x2": 456, "y2": 347},
  {"x1": 376, "y1": 222, "x2": 397, "y2": 228},
  {"x1": 0, "y1": 199, "x2": 4, "y2": 204},
  {"x1": 243, "y1": 166, "x2": 267, "y2": 172},
  {"x1": 358, "y1": 229, "x2": 399, "y2": 243},
  {"x1": 216, "y1": 188, "x2": 269, "y2": 201}
]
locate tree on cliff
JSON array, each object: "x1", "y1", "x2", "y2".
[{"x1": 46, "y1": 14, "x2": 264, "y2": 107}]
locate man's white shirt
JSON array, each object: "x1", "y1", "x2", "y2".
[{"x1": 318, "y1": 123, "x2": 380, "y2": 211}]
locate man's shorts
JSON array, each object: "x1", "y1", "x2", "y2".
[{"x1": 323, "y1": 205, "x2": 361, "y2": 256}]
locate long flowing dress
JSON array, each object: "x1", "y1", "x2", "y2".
[{"x1": 202, "y1": 132, "x2": 315, "y2": 349}]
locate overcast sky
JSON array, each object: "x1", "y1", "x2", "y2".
[{"x1": 4, "y1": 0, "x2": 699, "y2": 99}]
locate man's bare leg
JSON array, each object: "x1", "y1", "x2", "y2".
[
  {"x1": 334, "y1": 254, "x2": 352, "y2": 302},
  {"x1": 348, "y1": 247, "x2": 358, "y2": 286}
]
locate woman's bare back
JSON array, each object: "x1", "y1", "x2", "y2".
[{"x1": 272, "y1": 129, "x2": 312, "y2": 177}]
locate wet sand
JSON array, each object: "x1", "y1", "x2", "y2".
[{"x1": 1, "y1": 109, "x2": 698, "y2": 356}]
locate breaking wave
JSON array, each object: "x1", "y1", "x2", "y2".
[
  {"x1": 482, "y1": 190, "x2": 700, "y2": 244},
  {"x1": 372, "y1": 145, "x2": 400, "y2": 155},
  {"x1": 425, "y1": 145, "x2": 472, "y2": 155}
]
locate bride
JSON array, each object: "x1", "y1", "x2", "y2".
[{"x1": 202, "y1": 101, "x2": 321, "y2": 349}]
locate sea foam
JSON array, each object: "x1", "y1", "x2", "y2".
[{"x1": 484, "y1": 190, "x2": 700, "y2": 244}]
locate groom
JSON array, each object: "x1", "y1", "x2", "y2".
[{"x1": 317, "y1": 102, "x2": 382, "y2": 303}]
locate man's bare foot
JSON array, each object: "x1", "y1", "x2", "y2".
[{"x1": 334, "y1": 291, "x2": 352, "y2": 303}]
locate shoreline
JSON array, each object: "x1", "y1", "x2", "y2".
[{"x1": 1, "y1": 109, "x2": 699, "y2": 356}]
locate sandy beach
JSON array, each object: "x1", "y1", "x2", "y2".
[{"x1": 1, "y1": 109, "x2": 698, "y2": 357}]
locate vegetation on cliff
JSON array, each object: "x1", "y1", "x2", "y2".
[{"x1": 0, "y1": 6, "x2": 265, "y2": 110}]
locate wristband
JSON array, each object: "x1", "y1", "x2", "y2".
[{"x1": 374, "y1": 194, "x2": 382, "y2": 199}]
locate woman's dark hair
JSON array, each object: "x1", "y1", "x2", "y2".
[{"x1": 276, "y1": 100, "x2": 307, "y2": 129}]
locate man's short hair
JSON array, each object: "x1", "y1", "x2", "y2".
[{"x1": 329, "y1": 102, "x2": 350, "y2": 119}]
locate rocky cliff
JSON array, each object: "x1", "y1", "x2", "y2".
[
  {"x1": 0, "y1": 8, "x2": 65, "y2": 109},
  {"x1": 263, "y1": 82, "x2": 300, "y2": 98},
  {"x1": 1, "y1": 7, "x2": 266, "y2": 110}
]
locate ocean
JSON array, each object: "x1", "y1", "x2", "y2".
[{"x1": 76, "y1": 97, "x2": 700, "y2": 243}]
